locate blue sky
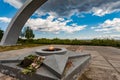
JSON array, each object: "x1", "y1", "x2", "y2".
[{"x1": 0, "y1": 0, "x2": 120, "y2": 39}]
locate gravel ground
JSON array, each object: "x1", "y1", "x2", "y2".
[{"x1": 0, "y1": 45, "x2": 120, "y2": 80}]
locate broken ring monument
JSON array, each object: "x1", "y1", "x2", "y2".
[{"x1": 0, "y1": 0, "x2": 91, "y2": 80}]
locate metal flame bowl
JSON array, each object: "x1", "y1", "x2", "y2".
[{"x1": 35, "y1": 47, "x2": 67, "y2": 56}]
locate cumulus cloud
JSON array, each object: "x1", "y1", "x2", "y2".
[
  {"x1": 0, "y1": 17, "x2": 11, "y2": 23},
  {"x1": 95, "y1": 34, "x2": 120, "y2": 39},
  {"x1": 37, "y1": 0, "x2": 120, "y2": 17},
  {"x1": 92, "y1": 18, "x2": 120, "y2": 33},
  {"x1": 0, "y1": 16, "x2": 86, "y2": 33},
  {"x1": 3, "y1": 0, "x2": 25, "y2": 8},
  {"x1": 3, "y1": 0, "x2": 120, "y2": 17},
  {"x1": 92, "y1": 1, "x2": 120, "y2": 16},
  {"x1": 26, "y1": 15, "x2": 86, "y2": 33},
  {"x1": 111, "y1": 35, "x2": 120, "y2": 39}
]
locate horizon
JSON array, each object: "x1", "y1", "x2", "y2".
[{"x1": 0, "y1": 0, "x2": 120, "y2": 40}]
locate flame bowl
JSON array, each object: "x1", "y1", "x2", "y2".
[{"x1": 35, "y1": 47, "x2": 67, "y2": 56}]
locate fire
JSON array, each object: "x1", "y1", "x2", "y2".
[{"x1": 49, "y1": 46, "x2": 54, "y2": 50}]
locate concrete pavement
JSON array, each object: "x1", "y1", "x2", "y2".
[{"x1": 0, "y1": 45, "x2": 120, "y2": 80}]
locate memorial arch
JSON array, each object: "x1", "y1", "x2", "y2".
[{"x1": 0, "y1": 0, "x2": 47, "y2": 46}]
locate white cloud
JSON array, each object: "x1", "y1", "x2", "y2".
[
  {"x1": 92, "y1": 1, "x2": 120, "y2": 16},
  {"x1": 3, "y1": 0, "x2": 120, "y2": 17},
  {"x1": 110, "y1": 35, "x2": 120, "y2": 39},
  {"x1": 0, "y1": 14, "x2": 86, "y2": 34},
  {"x1": 80, "y1": 34, "x2": 120, "y2": 40},
  {"x1": 0, "y1": 17, "x2": 11, "y2": 23},
  {"x1": 74, "y1": 34, "x2": 120, "y2": 40},
  {"x1": 92, "y1": 18, "x2": 120, "y2": 33},
  {"x1": 96, "y1": 34, "x2": 120, "y2": 39},
  {"x1": 3, "y1": 0, "x2": 24, "y2": 8},
  {"x1": 26, "y1": 15, "x2": 86, "y2": 33}
]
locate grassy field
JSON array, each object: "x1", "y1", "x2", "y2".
[
  {"x1": 0, "y1": 38, "x2": 120, "y2": 52},
  {"x1": 0, "y1": 44, "x2": 43, "y2": 52},
  {"x1": 19, "y1": 38, "x2": 120, "y2": 48}
]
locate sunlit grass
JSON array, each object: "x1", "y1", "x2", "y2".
[
  {"x1": 0, "y1": 44, "x2": 43, "y2": 52},
  {"x1": 0, "y1": 38, "x2": 120, "y2": 52}
]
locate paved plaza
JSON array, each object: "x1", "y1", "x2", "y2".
[{"x1": 0, "y1": 45, "x2": 120, "y2": 80}]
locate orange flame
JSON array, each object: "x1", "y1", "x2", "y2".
[{"x1": 49, "y1": 46, "x2": 54, "y2": 50}]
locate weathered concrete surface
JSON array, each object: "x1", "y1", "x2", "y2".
[
  {"x1": 0, "y1": 0, "x2": 47, "y2": 46},
  {"x1": 0, "y1": 45, "x2": 120, "y2": 80},
  {"x1": 79, "y1": 46, "x2": 120, "y2": 80},
  {"x1": 0, "y1": 45, "x2": 68, "y2": 59},
  {"x1": 0, "y1": 45, "x2": 90, "y2": 80},
  {"x1": 43, "y1": 54, "x2": 68, "y2": 78}
]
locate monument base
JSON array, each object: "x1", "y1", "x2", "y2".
[{"x1": 0, "y1": 51, "x2": 91, "y2": 80}]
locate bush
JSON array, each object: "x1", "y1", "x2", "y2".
[{"x1": 18, "y1": 38, "x2": 120, "y2": 48}]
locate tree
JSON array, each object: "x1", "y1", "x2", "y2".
[
  {"x1": 19, "y1": 31, "x2": 25, "y2": 39},
  {"x1": 0, "y1": 29, "x2": 4, "y2": 40},
  {"x1": 24, "y1": 27, "x2": 35, "y2": 40}
]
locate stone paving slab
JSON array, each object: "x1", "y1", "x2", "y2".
[
  {"x1": 0, "y1": 73, "x2": 4, "y2": 77},
  {"x1": 108, "y1": 60, "x2": 120, "y2": 67},
  {"x1": 79, "y1": 46, "x2": 120, "y2": 80}
]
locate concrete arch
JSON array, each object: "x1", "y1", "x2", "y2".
[{"x1": 0, "y1": 0, "x2": 47, "y2": 46}]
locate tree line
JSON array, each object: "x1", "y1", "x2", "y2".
[
  {"x1": 0, "y1": 27, "x2": 120, "y2": 48},
  {"x1": 18, "y1": 38, "x2": 120, "y2": 48}
]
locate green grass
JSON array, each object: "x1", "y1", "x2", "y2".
[
  {"x1": 18, "y1": 38, "x2": 120, "y2": 48},
  {"x1": 0, "y1": 38, "x2": 120, "y2": 52},
  {"x1": 0, "y1": 44, "x2": 43, "y2": 52}
]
